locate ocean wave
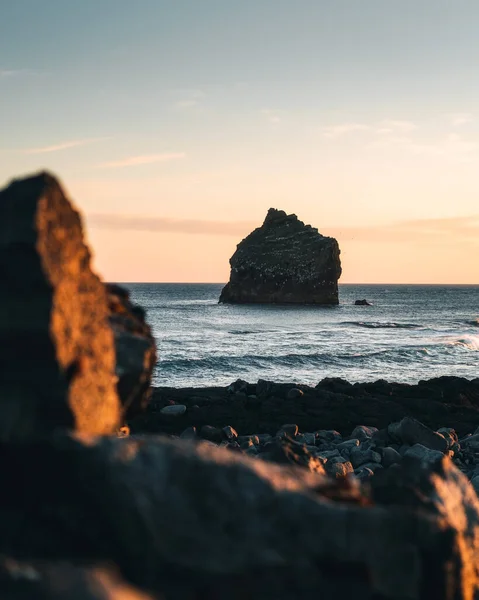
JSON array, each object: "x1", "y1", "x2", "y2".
[
  {"x1": 341, "y1": 321, "x2": 421, "y2": 329},
  {"x1": 449, "y1": 335, "x2": 479, "y2": 351}
]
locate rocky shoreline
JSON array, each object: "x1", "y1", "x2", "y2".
[
  {"x1": 129, "y1": 376, "x2": 479, "y2": 488},
  {"x1": 1, "y1": 171, "x2": 479, "y2": 599}
]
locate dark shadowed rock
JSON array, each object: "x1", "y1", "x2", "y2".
[
  {"x1": 0, "y1": 559, "x2": 154, "y2": 599},
  {"x1": 0, "y1": 434, "x2": 474, "y2": 599},
  {"x1": 0, "y1": 172, "x2": 121, "y2": 439},
  {"x1": 134, "y1": 377, "x2": 479, "y2": 439},
  {"x1": 106, "y1": 283, "x2": 157, "y2": 420},
  {"x1": 354, "y1": 299, "x2": 372, "y2": 306},
  {"x1": 219, "y1": 208, "x2": 341, "y2": 304}
]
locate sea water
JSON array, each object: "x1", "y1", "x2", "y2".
[{"x1": 125, "y1": 284, "x2": 479, "y2": 388}]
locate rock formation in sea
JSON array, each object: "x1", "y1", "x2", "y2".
[
  {"x1": 219, "y1": 208, "x2": 342, "y2": 304},
  {"x1": 0, "y1": 172, "x2": 121, "y2": 438}
]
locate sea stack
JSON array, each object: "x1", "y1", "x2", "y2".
[{"x1": 219, "y1": 208, "x2": 341, "y2": 304}]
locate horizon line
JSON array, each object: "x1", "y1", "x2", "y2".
[{"x1": 108, "y1": 281, "x2": 479, "y2": 286}]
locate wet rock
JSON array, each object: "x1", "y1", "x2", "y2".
[
  {"x1": 0, "y1": 172, "x2": 121, "y2": 439},
  {"x1": 287, "y1": 387, "x2": 304, "y2": 400},
  {"x1": 160, "y1": 405, "x2": 186, "y2": 417},
  {"x1": 227, "y1": 379, "x2": 249, "y2": 394},
  {"x1": 106, "y1": 283, "x2": 156, "y2": 420},
  {"x1": 388, "y1": 417, "x2": 448, "y2": 452},
  {"x1": 219, "y1": 208, "x2": 342, "y2": 305},
  {"x1": 354, "y1": 299, "x2": 372, "y2": 306}
]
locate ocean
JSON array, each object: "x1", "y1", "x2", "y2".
[{"x1": 125, "y1": 284, "x2": 479, "y2": 388}]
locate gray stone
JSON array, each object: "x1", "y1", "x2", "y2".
[
  {"x1": 381, "y1": 447, "x2": 402, "y2": 468},
  {"x1": 404, "y1": 444, "x2": 444, "y2": 465},
  {"x1": 278, "y1": 424, "x2": 299, "y2": 438},
  {"x1": 337, "y1": 439, "x2": 360, "y2": 450},
  {"x1": 0, "y1": 172, "x2": 121, "y2": 439},
  {"x1": 350, "y1": 425, "x2": 378, "y2": 442},
  {"x1": 160, "y1": 404, "x2": 186, "y2": 416},
  {"x1": 315, "y1": 430, "x2": 342, "y2": 444},
  {"x1": 296, "y1": 432, "x2": 316, "y2": 446},
  {"x1": 350, "y1": 447, "x2": 381, "y2": 469},
  {"x1": 388, "y1": 417, "x2": 448, "y2": 452},
  {"x1": 354, "y1": 467, "x2": 375, "y2": 481},
  {"x1": 222, "y1": 426, "x2": 238, "y2": 441},
  {"x1": 200, "y1": 425, "x2": 224, "y2": 443},
  {"x1": 287, "y1": 387, "x2": 304, "y2": 400},
  {"x1": 180, "y1": 426, "x2": 197, "y2": 440}
]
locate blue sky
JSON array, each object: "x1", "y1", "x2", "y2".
[{"x1": 1, "y1": 1, "x2": 478, "y2": 282}]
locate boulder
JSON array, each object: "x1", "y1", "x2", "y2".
[
  {"x1": 0, "y1": 172, "x2": 121, "y2": 439},
  {"x1": 219, "y1": 208, "x2": 341, "y2": 305},
  {"x1": 0, "y1": 434, "x2": 475, "y2": 599},
  {"x1": 354, "y1": 299, "x2": 372, "y2": 306},
  {"x1": 387, "y1": 417, "x2": 448, "y2": 452},
  {"x1": 106, "y1": 283, "x2": 156, "y2": 420}
]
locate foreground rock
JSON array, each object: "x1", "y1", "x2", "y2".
[
  {"x1": 0, "y1": 172, "x2": 121, "y2": 438},
  {"x1": 219, "y1": 208, "x2": 342, "y2": 304},
  {"x1": 0, "y1": 433, "x2": 478, "y2": 599},
  {"x1": 106, "y1": 283, "x2": 157, "y2": 420},
  {"x1": 0, "y1": 560, "x2": 154, "y2": 599}
]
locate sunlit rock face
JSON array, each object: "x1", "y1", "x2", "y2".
[
  {"x1": 219, "y1": 208, "x2": 341, "y2": 305},
  {"x1": 0, "y1": 171, "x2": 121, "y2": 438}
]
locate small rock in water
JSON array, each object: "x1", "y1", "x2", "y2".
[
  {"x1": 160, "y1": 405, "x2": 186, "y2": 416},
  {"x1": 354, "y1": 299, "x2": 372, "y2": 306},
  {"x1": 287, "y1": 387, "x2": 304, "y2": 400}
]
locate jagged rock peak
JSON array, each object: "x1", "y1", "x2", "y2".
[{"x1": 219, "y1": 208, "x2": 341, "y2": 305}]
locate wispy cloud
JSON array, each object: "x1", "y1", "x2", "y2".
[
  {"x1": 97, "y1": 153, "x2": 186, "y2": 169},
  {"x1": 261, "y1": 109, "x2": 284, "y2": 125},
  {"x1": 172, "y1": 89, "x2": 205, "y2": 110},
  {"x1": 375, "y1": 120, "x2": 417, "y2": 134},
  {"x1": 323, "y1": 215, "x2": 479, "y2": 244},
  {"x1": 24, "y1": 137, "x2": 109, "y2": 155},
  {"x1": 87, "y1": 213, "x2": 254, "y2": 236},
  {"x1": 87, "y1": 212, "x2": 479, "y2": 245},
  {"x1": 322, "y1": 123, "x2": 369, "y2": 138},
  {"x1": 449, "y1": 112, "x2": 473, "y2": 126}
]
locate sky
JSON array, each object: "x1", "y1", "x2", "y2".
[{"x1": 1, "y1": 0, "x2": 478, "y2": 284}]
